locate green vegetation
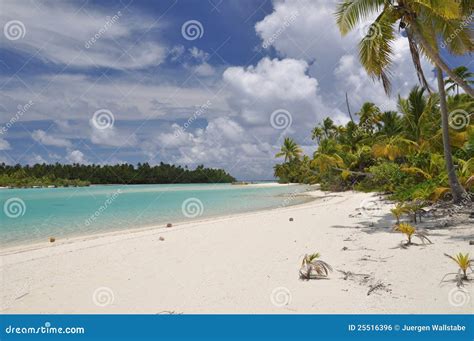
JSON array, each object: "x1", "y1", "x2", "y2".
[
  {"x1": 0, "y1": 163, "x2": 236, "y2": 188},
  {"x1": 274, "y1": 86, "x2": 473, "y2": 201},
  {"x1": 275, "y1": 0, "x2": 473, "y2": 205}
]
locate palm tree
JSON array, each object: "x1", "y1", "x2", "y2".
[
  {"x1": 335, "y1": 0, "x2": 473, "y2": 96},
  {"x1": 377, "y1": 110, "x2": 402, "y2": 137},
  {"x1": 311, "y1": 126, "x2": 324, "y2": 143},
  {"x1": 335, "y1": 0, "x2": 471, "y2": 203},
  {"x1": 356, "y1": 102, "x2": 381, "y2": 132},
  {"x1": 275, "y1": 137, "x2": 302, "y2": 162},
  {"x1": 446, "y1": 66, "x2": 474, "y2": 96}
]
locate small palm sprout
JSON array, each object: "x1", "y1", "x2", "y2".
[
  {"x1": 443, "y1": 253, "x2": 473, "y2": 285},
  {"x1": 390, "y1": 202, "x2": 408, "y2": 225},
  {"x1": 299, "y1": 253, "x2": 333, "y2": 280},
  {"x1": 404, "y1": 200, "x2": 427, "y2": 223},
  {"x1": 394, "y1": 223, "x2": 432, "y2": 246}
]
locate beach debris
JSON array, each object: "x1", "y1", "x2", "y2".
[
  {"x1": 337, "y1": 270, "x2": 370, "y2": 281},
  {"x1": 341, "y1": 246, "x2": 348, "y2": 251},
  {"x1": 159, "y1": 236, "x2": 165, "y2": 241},
  {"x1": 394, "y1": 223, "x2": 432, "y2": 246},
  {"x1": 299, "y1": 253, "x2": 332, "y2": 280},
  {"x1": 49, "y1": 237, "x2": 56, "y2": 243},
  {"x1": 469, "y1": 241, "x2": 474, "y2": 245},
  {"x1": 289, "y1": 217, "x2": 294, "y2": 222},
  {"x1": 367, "y1": 281, "x2": 390, "y2": 296},
  {"x1": 166, "y1": 223, "x2": 173, "y2": 228},
  {"x1": 441, "y1": 253, "x2": 473, "y2": 287}
]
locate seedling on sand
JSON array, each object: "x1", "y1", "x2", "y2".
[{"x1": 299, "y1": 253, "x2": 333, "y2": 280}]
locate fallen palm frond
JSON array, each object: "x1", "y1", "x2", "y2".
[
  {"x1": 394, "y1": 223, "x2": 432, "y2": 246},
  {"x1": 299, "y1": 253, "x2": 333, "y2": 280}
]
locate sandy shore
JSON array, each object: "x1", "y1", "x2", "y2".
[{"x1": 1, "y1": 189, "x2": 472, "y2": 314}]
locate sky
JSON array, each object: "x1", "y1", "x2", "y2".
[{"x1": 0, "y1": 0, "x2": 472, "y2": 180}]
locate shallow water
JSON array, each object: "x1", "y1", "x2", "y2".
[{"x1": 0, "y1": 183, "x2": 313, "y2": 247}]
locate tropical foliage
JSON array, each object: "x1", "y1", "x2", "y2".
[{"x1": 274, "y1": 85, "x2": 474, "y2": 202}]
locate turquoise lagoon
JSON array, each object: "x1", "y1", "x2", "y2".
[{"x1": 0, "y1": 184, "x2": 313, "y2": 247}]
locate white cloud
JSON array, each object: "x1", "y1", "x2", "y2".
[
  {"x1": 66, "y1": 150, "x2": 87, "y2": 164},
  {"x1": 32, "y1": 129, "x2": 72, "y2": 147},
  {"x1": 0, "y1": 138, "x2": 11, "y2": 150},
  {"x1": 0, "y1": 0, "x2": 167, "y2": 70}
]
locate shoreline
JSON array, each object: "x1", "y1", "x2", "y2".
[
  {"x1": 0, "y1": 184, "x2": 316, "y2": 255},
  {"x1": 1, "y1": 189, "x2": 471, "y2": 314}
]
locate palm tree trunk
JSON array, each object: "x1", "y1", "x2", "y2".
[
  {"x1": 436, "y1": 66, "x2": 467, "y2": 203},
  {"x1": 409, "y1": 22, "x2": 474, "y2": 97}
]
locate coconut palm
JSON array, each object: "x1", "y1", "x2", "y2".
[
  {"x1": 335, "y1": 0, "x2": 471, "y2": 203},
  {"x1": 394, "y1": 223, "x2": 432, "y2": 246},
  {"x1": 275, "y1": 137, "x2": 302, "y2": 162},
  {"x1": 377, "y1": 110, "x2": 402, "y2": 137},
  {"x1": 390, "y1": 202, "x2": 409, "y2": 225},
  {"x1": 299, "y1": 253, "x2": 333, "y2": 280},
  {"x1": 356, "y1": 102, "x2": 381, "y2": 133},
  {"x1": 335, "y1": 0, "x2": 473, "y2": 96},
  {"x1": 446, "y1": 66, "x2": 474, "y2": 96},
  {"x1": 444, "y1": 253, "x2": 473, "y2": 281}
]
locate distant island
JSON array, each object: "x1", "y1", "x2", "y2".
[{"x1": 0, "y1": 162, "x2": 236, "y2": 188}]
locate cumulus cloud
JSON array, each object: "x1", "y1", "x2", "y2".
[
  {"x1": 66, "y1": 150, "x2": 87, "y2": 164},
  {"x1": 32, "y1": 129, "x2": 72, "y2": 147},
  {"x1": 0, "y1": 138, "x2": 11, "y2": 150}
]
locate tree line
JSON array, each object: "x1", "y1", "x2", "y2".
[{"x1": 0, "y1": 163, "x2": 236, "y2": 187}]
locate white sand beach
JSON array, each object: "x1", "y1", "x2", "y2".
[{"x1": 1, "y1": 189, "x2": 472, "y2": 314}]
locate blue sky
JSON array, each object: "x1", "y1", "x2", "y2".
[{"x1": 0, "y1": 0, "x2": 472, "y2": 180}]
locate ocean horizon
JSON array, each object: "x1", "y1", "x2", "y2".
[{"x1": 0, "y1": 183, "x2": 313, "y2": 247}]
